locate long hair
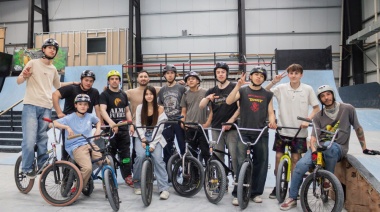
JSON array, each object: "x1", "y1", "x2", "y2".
[{"x1": 141, "y1": 86, "x2": 158, "y2": 126}]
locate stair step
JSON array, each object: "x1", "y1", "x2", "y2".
[
  {"x1": 0, "y1": 132, "x2": 23, "y2": 138},
  {"x1": 0, "y1": 138, "x2": 22, "y2": 146},
  {"x1": 0, "y1": 145, "x2": 21, "y2": 153},
  {"x1": 0, "y1": 126, "x2": 22, "y2": 132},
  {"x1": 0, "y1": 121, "x2": 21, "y2": 127}
]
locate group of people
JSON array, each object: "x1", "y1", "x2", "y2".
[{"x1": 18, "y1": 38, "x2": 378, "y2": 209}]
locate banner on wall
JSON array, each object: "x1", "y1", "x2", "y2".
[{"x1": 11, "y1": 47, "x2": 68, "y2": 74}]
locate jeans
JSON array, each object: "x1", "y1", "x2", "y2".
[
  {"x1": 21, "y1": 104, "x2": 51, "y2": 172},
  {"x1": 241, "y1": 133, "x2": 269, "y2": 197},
  {"x1": 288, "y1": 142, "x2": 342, "y2": 199},
  {"x1": 162, "y1": 123, "x2": 185, "y2": 165},
  {"x1": 186, "y1": 127, "x2": 210, "y2": 163},
  {"x1": 133, "y1": 133, "x2": 169, "y2": 192}
]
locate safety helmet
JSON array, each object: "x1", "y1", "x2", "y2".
[
  {"x1": 74, "y1": 94, "x2": 91, "y2": 104},
  {"x1": 249, "y1": 66, "x2": 267, "y2": 81},
  {"x1": 41, "y1": 38, "x2": 59, "y2": 59},
  {"x1": 107, "y1": 70, "x2": 121, "y2": 80},
  {"x1": 316, "y1": 85, "x2": 335, "y2": 101},
  {"x1": 81, "y1": 70, "x2": 96, "y2": 81},
  {"x1": 184, "y1": 71, "x2": 202, "y2": 83},
  {"x1": 213, "y1": 62, "x2": 229, "y2": 80},
  {"x1": 162, "y1": 64, "x2": 177, "y2": 76}
]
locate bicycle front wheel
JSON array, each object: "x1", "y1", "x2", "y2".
[
  {"x1": 166, "y1": 153, "x2": 180, "y2": 181},
  {"x1": 141, "y1": 159, "x2": 154, "y2": 206},
  {"x1": 172, "y1": 156, "x2": 205, "y2": 197},
  {"x1": 39, "y1": 160, "x2": 83, "y2": 206},
  {"x1": 300, "y1": 170, "x2": 344, "y2": 212},
  {"x1": 14, "y1": 155, "x2": 35, "y2": 194},
  {"x1": 237, "y1": 161, "x2": 252, "y2": 210},
  {"x1": 104, "y1": 168, "x2": 120, "y2": 211},
  {"x1": 204, "y1": 160, "x2": 226, "y2": 204},
  {"x1": 276, "y1": 158, "x2": 289, "y2": 203}
]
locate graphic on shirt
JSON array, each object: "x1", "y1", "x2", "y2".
[
  {"x1": 162, "y1": 90, "x2": 180, "y2": 117},
  {"x1": 320, "y1": 120, "x2": 340, "y2": 142},
  {"x1": 248, "y1": 93, "x2": 264, "y2": 112},
  {"x1": 109, "y1": 107, "x2": 126, "y2": 119},
  {"x1": 114, "y1": 98, "x2": 122, "y2": 106},
  {"x1": 214, "y1": 94, "x2": 227, "y2": 105}
]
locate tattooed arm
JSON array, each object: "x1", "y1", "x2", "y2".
[{"x1": 355, "y1": 127, "x2": 367, "y2": 150}]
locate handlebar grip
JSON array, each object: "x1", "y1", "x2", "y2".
[
  {"x1": 42, "y1": 117, "x2": 52, "y2": 123},
  {"x1": 297, "y1": 116, "x2": 312, "y2": 123},
  {"x1": 113, "y1": 120, "x2": 131, "y2": 128},
  {"x1": 67, "y1": 134, "x2": 82, "y2": 140}
]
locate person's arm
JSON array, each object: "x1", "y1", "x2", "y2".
[
  {"x1": 17, "y1": 66, "x2": 32, "y2": 84},
  {"x1": 53, "y1": 120, "x2": 74, "y2": 137},
  {"x1": 223, "y1": 105, "x2": 240, "y2": 131},
  {"x1": 100, "y1": 104, "x2": 118, "y2": 134},
  {"x1": 264, "y1": 72, "x2": 287, "y2": 90},
  {"x1": 301, "y1": 105, "x2": 320, "y2": 128},
  {"x1": 356, "y1": 127, "x2": 367, "y2": 151},
  {"x1": 125, "y1": 106, "x2": 134, "y2": 135},
  {"x1": 180, "y1": 107, "x2": 187, "y2": 126},
  {"x1": 60, "y1": 81, "x2": 77, "y2": 87},
  {"x1": 267, "y1": 98, "x2": 277, "y2": 129},
  {"x1": 52, "y1": 90, "x2": 65, "y2": 118},
  {"x1": 94, "y1": 119, "x2": 102, "y2": 137},
  {"x1": 310, "y1": 135, "x2": 317, "y2": 152},
  {"x1": 226, "y1": 73, "x2": 245, "y2": 105},
  {"x1": 202, "y1": 106, "x2": 213, "y2": 128},
  {"x1": 200, "y1": 93, "x2": 218, "y2": 109},
  {"x1": 94, "y1": 105, "x2": 103, "y2": 125}
]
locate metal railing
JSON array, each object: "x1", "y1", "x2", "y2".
[{"x1": 0, "y1": 99, "x2": 23, "y2": 132}]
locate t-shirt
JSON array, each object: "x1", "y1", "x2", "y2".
[
  {"x1": 158, "y1": 84, "x2": 186, "y2": 119},
  {"x1": 99, "y1": 88, "x2": 130, "y2": 131},
  {"x1": 271, "y1": 83, "x2": 319, "y2": 138},
  {"x1": 56, "y1": 113, "x2": 99, "y2": 159},
  {"x1": 21, "y1": 59, "x2": 61, "y2": 109},
  {"x1": 206, "y1": 82, "x2": 238, "y2": 128},
  {"x1": 180, "y1": 88, "x2": 208, "y2": 124},
  {"x1": 311, "y1": 103, "x2": 361, "y2": 157},
  {"x1": 58, "y1": 84, "x2": 100, "y2": 114},
  {"x1": 239, "y1": 86, "x2": 273, "y2": 135}
]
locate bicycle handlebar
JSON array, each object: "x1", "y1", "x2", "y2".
[
  {"x1": 67, "y1": 134, "x2": 83, "y2": 140},
  {"x1": 222, "y1": 122, "x2": 268, "y2": 146}
]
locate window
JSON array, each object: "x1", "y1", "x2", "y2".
[{"x1": 87, "y1": 37, "x2": 106, "y2": 53}]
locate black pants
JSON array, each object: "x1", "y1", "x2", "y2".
[
  {"x1": 185, "y1": 127, "x2": 210, "y2": 163},
  {"x1": 162, "y1": 123, "x2": 186, "y2": 166},
  {"x1": 109, "y1": 130, "x2": 131, "y2": 179},
  {"x1": 61, "y1": 129, "x2": 69, "y2": 161}
]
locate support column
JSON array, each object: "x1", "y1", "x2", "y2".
[
  {"x1": 27, "y1": 0, "x2": 35, "y2": 48},
  {"x1": 238, "y1": 0, "x2": 246, "y2": 73}
]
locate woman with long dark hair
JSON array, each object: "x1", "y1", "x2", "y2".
[{"x1": 132, "y1": 85, "x2": 170, "y2": 200}]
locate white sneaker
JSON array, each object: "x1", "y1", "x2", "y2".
[
  {"x1": 160, "y1": 190, "x2": 170, "y2": 200},
  {"x1": 232, "y1": 197, "x2": 239, "y2": 206},
  {"x1": 134, "y1": 188, "x2": 141, "y2": 195},
  {"x1": 252, "y1": 195, "x2": 263, "y2": 203}
]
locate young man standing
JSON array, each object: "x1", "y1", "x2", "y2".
[
  {"x1": 226, "y1": 67, "x2": 277, "y2": 204},
  {"x1": 199, "y1": 62, "x2": 241, "y2": 201},
  {"x1": 100, "y1": 70, "x2": 134, "y2": 187},
  {"x1": 17, "y1": 38, "x2": 74, "y2": 178},
  {"x1": 181, "y1": 71, "x2": 212, "y2": 163},
  {"x1": 52, "y1": 70, "x2": 101, "y2": 161},
  {"x1": 280, "y1": 85, "x2": 379, "y2": 210},
  {"x1": 265, "y1": 63, "x2": 320, "y2": 199},
  {"x1": 158, "y1": 64, "x2": 186, "y2": 165}
]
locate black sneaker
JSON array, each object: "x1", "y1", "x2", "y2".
[
  {"x1": 269, "y1": 187, "x2": 276, "y2": 199},
  {"x1": 25, "y1": 169, "x2": 36, "y2": 179}
]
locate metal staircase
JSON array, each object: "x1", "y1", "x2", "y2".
[{"x1": 0, "y1": 110, "x2": 22, "y2": 153}]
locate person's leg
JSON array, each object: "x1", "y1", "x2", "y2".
[
  {"x1": 151, "y1": 143, "x2": 170, "y2": 192},
  {"x1": 35, "y1": 107, "x2": 50, "y2": 169},
  {"x1": 288, "y1": 150, "x2": 313, "y2": 199},
  {"x1": 225, "y1": 130, "x2": 238, "y2": 176},
  {"x1": 61, "y1": 129, "x2": 69, "y2": 161},
  {"x1": 133, "y1": 138, "x2": 145, "y2": 189},
  {"x1": 21, "y1": 105, "x2": 38, "y2": 173},
  {"x1": 290, "y1": 137, "x2": 308, "y2": 173},
  {"x1": 198, "y1": 128, "x2": 210, "y2": 163},
  {"x1": 173, "y1": 124, "x2": 186, "y2": 155},
  {"x1": 162, "y1": 124, "x2": 175, "y2": 165},
  {"x1": 131, "y1": 137, "x2": 136, "y2": 172},
  {"x1": 73, "y1": 144, "x2": 93, "y2": 186},
  {"x1": 250, "y1": 134, "x2": 269, "y2": 198},
  {"x1": 213, "y1": 130, "x2": 226, "y2": 164},
  {"x1": 116, "y1": 131, "x2": 132, "y2": 178},
  {"x1": 323, "y1": 142, "x2": 342, "y2": 174}
]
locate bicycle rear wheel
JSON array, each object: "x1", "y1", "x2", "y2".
[
  {"x1": 237, "y1": 162, "x2": 252, "y2": 210},
  {"x1": 104, "y1": 168, "x2": 120, "y2": 211},
  {"x1": 204, "y1": 160, "x2": 226, "y2": 204},
  {"x1": 300, "y1": 170, "x2": 344, "y2": 212},
  {"x1": 141, "y1": 159, "x2": 154, "y2": 206},
  {"x1": 14, "y1": 155, "x2": 35, "y2": 194},
  {"x1": 166, "y1": 153, "x2": 180, "y2": 181},
  {"x1": 172, "y1": 156, "x2": 204, "y2": 197},
  {"x1": 276, "y1": 158, "x2": 289, "y2": 203},
  {"x1": 39, "y1": 161, "x2": 83, "y2": 206}
]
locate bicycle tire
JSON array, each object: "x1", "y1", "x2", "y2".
[
  {"x1": 204, "y1": 160, "x2": 226, "y2": 204},
  {"x1": 237, "y1": 162, "x2": 252, "y2": 210},
  {"x1": 141, "y1": 159, "x2": 154, "y2": 206},
  {"x1": 39, "y1": 161, "x2": 83, "y2": 206},
  {"x1": 172, "y1": 156, "x2": 205, "y2": 197},
  {"x1": 276, "y1": 158, "x2": 289, "y2": 203},
  {"x1": 166, "y1": 153, "x2": 180, "y2": 181},
  {"x1": 107, "y1": 155, "x2": 115, "y2": 172},
  {"x1": 104, "y1": 168, "x2": 120, "y2": 211},
  {"x1": 14, "y1": 155, "x2": 35, "y2": 194},
  {"x1": 300, "y1": 170, "x2": 344, "y2": 212},
  {"x1": 82, "y1": 177, "x2": 94, "y2": 196}
]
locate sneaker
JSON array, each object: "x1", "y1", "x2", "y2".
[
  {"x1": 160, "y1": 190, "x2": 170, "y2": 200},
  {"x1": 269, "y1": 187, "x2": 276, "y2": 199},
  {"x1": 323, "y1": 181, "x2": 331, "y2": 191},
  {"x1": 280, "y1": 197, "x2": 297, "y2": 211},
  {"x1": 125, "y1": 175, "x2": 134, "y2": 188},
  {"x1": 134, "y1": 188, "x2": 141, "y2": 195},
  {"x1": 232, "y1": 197, "x2": 239, "y2": 206},
  {"x1": 25, "y1": 169, "x2": 36, "y2": 179},
  {"x1": 252, "y1": 195, "x2": 263, "y2": 203}
]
